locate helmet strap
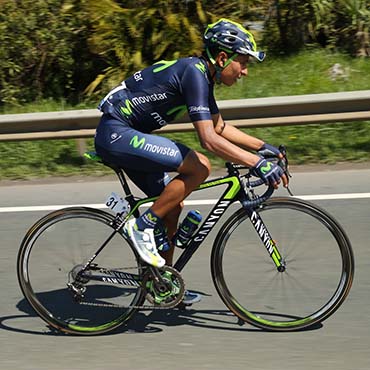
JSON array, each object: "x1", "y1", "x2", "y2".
[{"x1": 206, "y1": 48, "x2": 238, "y2": 84}]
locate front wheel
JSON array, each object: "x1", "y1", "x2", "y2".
[
  {"x1": 211, "y1": 197, "x2": 354, "y2": 331},
  {"x1": 17, "y1": 207, "x2": 146, "y2": 335}
]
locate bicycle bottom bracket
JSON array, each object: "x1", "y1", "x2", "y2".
[{"x1": 143, "y1": 266, "x2": 185, "y2": 308}]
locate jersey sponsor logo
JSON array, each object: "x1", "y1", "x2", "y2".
[
  {"x1": 129, "y1": 135, "x2": 179, "y2": 157},
  {"x1": 143, "y1": 143, "x2": 179, "y2": 157},
  {"x1": 130, "y1": 135, "x2": 146, "y2": 149},
  {"x1": 189, "y1": 105, "x2": 210, "y2": 113},
  {"x1": 151, "y1": 112, "x2": 167, "y2": 126},
  {"x1": 134, "y1": 71, "x2": 143, "y2": 82},
  {"x1": 120, "y1": 99, "x2": 133, "y2": 117},
  {"x1": 131, "y1": 93, "x2": 168, "y2": 106}
]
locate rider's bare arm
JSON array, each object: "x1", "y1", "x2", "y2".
[
  {"x1": 192, "y1": 118, "x2": 260, "y2": 167},
  {"x1": 212, "y1": 113, "x2": 264, "y2": 151}
]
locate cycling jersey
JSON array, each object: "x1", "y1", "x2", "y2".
[
  {"x1": 95, "y1": 56, "x2": 218, "y2": 196},
  {"x1": 98, "y1": 56, "x2": 218, "y2": 133}
]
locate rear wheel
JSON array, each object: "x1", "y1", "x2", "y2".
[
  {"x1": 211, "y1": 197, "x2": 354, "y2": 331},
  {"x1": 17, "y1": 207, "x2": 146, "y2": 335}
]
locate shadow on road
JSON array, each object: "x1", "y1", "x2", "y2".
[{"x1": 0, "y1": 294, "x2": 323, "y2": 336}]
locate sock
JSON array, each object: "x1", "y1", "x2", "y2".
[{"x1": 135, "y1": 209, "x2": 162, "y2": 231}]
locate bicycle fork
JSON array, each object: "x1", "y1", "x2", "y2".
[{"x1": 246, "y1": 207, "x2": 286, "y2": 272}]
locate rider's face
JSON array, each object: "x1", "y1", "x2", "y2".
[{"x1": 220, "y1": 54, "x2": 249, "y2": 86}]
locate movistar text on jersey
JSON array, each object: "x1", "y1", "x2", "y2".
[
  {"x1": 144, "y1": 143, "x2": 179, "y2": 157},
  {"x1": 132, "y1": 93, "x2": 168, "y2": 106}
]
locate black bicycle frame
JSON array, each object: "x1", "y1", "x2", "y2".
[{"x1": 79, "y1": 168, "x2": 284, "y2": 284}]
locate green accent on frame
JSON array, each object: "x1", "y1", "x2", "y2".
[{"x1": 198, "y1": 176, "x2": 240, "y2": 200}]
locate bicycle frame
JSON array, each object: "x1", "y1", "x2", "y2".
[
  {"x1": 114, "y1": 167, "x2": 284, "y2": 274},
  {"x1": 77, "y1": 154, "x2": 285, "y2": 284}
]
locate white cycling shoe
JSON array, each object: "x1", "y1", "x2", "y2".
[
  {"x1": 123, "y1": 218, "x2": 165, "y2": 268},
  {"x1": 182, "y1": 290, "x2": 202, "y2": 305}
]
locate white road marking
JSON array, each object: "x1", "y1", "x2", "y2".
[{"x1": 0, "y1": 193, "x2": 369, "y2": 213}]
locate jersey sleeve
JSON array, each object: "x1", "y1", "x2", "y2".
[{"x1": 181, "y1": 62, "x2": 219, "y2": 122}]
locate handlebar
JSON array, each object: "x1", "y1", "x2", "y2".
[{"x1": 225, "y1": 144, "x2": 291, "y2": 209}]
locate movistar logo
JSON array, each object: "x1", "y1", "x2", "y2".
[
  {"x1": 130, "y1": 135, "x2": 145, "y2": 149},
  {"x1": 260, "y1": 162, "x2": 272, "y2": 174},
  {"x1": 146, "y1": 213, "x2": 158, "y2": 222},
  {"x1": 153, "y1": 60, "x2": 177, "y2": 73},
  {"x1": 120, "y1": 99, "x2": 133, "y2": 117}
]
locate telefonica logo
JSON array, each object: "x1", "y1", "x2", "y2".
[{"x1": 129, "y1": 135, "x2": 179, "y2": 157}]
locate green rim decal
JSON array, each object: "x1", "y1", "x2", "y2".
[
  {"x1": 68, "y1": 317, "x2": 123, "y2": 332},
  {"x1": 231, "y1": 298, "x2": 312, "y2": 327}
]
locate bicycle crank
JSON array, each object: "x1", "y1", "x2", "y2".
[{"x1": 143, "y1": 266, "x2": 185, "y2": 308}]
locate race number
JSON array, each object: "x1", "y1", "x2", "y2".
[{"x1": 105, "y1": 192, "x2": 130, "y2": 215}]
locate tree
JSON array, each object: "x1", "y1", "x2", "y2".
[
  {"x1": 262, "y1": 0, "x2": 370, "y2": 56},
  {"x1": 312, "y1": 0, "x2": 369, "y2": 56},
  {"x1": 84, "y1": 0, "x2": 264, "y2": 95},
  {"x1": 262, "y1": 0, "x2": 315, "y2": 55},
  {"x1": 0, "y1": 0, "x2": 101, "y2": 106}
]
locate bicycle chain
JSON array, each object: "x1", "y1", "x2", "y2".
[{"x1": 75, "y1": 266, "x2": 185, "y2": 310}]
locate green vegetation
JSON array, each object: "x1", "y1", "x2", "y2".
[
  {"x1": 1, "y1": 49, "x2": 369, "y2": 180},
  {"x1": 0, "y1": 1, "x2": 369, "y2": 180}
]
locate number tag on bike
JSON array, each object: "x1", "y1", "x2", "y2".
[{"x1": 105, "y1": 192, "x2": 130, "y2": 215}]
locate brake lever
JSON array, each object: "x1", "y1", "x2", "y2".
[{"x1": 278, "y1": 145, "x2": 294, "y2": 196}]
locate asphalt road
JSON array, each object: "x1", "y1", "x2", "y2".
[{"x1": 1, "y1": 166, "x2": 369, "y2": 370}]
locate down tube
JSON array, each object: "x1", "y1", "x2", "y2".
[{"x1": 174, "y1": 176, "x2": 240, "y2": 272}]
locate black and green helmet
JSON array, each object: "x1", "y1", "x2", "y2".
[{"x1": 203, "y1": 18, "x2": 265, "y2": 62}]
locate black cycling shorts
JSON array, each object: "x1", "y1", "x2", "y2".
[{"x1": 95, "y1": 114, "x2": 191, "y2": 196}]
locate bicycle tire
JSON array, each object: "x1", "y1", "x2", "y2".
[
  {"x1": 211, "y1": 197, "x2": 354, "y2": 331},
  {"x1": 17, "y1": 207, "x2": 146, "y2": 335}
]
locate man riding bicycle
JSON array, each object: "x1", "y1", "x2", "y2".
[{"x1": 95, "y1": 18, "x2": 289, "y2": 304}]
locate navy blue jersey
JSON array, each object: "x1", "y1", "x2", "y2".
[{"x1": 98, "y1": 57, "x2": 218, "y2": 133}]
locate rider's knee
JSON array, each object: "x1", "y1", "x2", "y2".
[{"x1": 194, "y1": 151, "x2": 211, "y2": 179}]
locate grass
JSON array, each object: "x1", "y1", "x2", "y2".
[{"x1": 1, "y1": 49, "x2": 370, "y2": 180}]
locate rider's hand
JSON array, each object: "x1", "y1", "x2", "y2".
[
  {"x1": 257, "y1": 143, "x2": 282, "y2": 159},
  {"x1": 252, "y1": 158, "x2": 286, "y2": 189}
]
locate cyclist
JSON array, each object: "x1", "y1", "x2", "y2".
[{"x1": 95, "y1": 18, "x2": 288, "y2": 304}]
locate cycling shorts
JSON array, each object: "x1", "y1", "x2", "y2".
[{"x1": 95, "y1": 114, "x2": 191, "y2": 196}]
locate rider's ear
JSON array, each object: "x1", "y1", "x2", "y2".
[{"x1": 217, "y1": 52, "x2": 227, "y2": 67}]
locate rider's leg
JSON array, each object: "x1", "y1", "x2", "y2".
[
  {"x1": 159, "y1": 202, "x2": 183, "y2": 265},
  {"x1": 150, "y1": 150, "x2": 211, "y2": 219}
]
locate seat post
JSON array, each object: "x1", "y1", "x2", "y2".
[
  {"x1": 114, "y1": 167, "x2": 132, "y2": 197},
  {"x1": 113, "y1": 167, "x2": 140, "y2": 218}
]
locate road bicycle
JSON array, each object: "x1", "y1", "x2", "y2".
[{"x1": 17, "y1": 147, "x2": 354, "y2": 335}]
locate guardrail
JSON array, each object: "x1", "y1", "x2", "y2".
[{"x1": 1, "y1": 90, "x2": 370, "y2": 142}]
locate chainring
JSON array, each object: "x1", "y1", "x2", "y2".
[{"x1": 143, "y1": 266, "x2": 185, "y2": 308}]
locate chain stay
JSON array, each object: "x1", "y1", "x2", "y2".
[{"x1": 75, "y1": 266, "x2": 185, "y2": 310}]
